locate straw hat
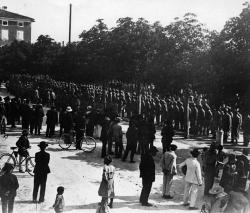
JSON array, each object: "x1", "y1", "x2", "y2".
[{"x1": 66, "y1": 106, "x2": 72, "y2": 112}]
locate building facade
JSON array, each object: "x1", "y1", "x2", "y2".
[{"x1": 0, "y1": 8, "x2": 34, "y2": 46}]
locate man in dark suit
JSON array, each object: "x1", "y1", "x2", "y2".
[
  {"x1": 32, "y1": 141, "x2": 50, "y2": 203},
  {"x1": 20, "y1": 99, "x2": 31, "y2": 130},
  {"x1": 139, "y1": 146, "x2": 158, "y2": 206},
  {"x1": 46, "y1": 106, "x2": 58, "y2": 138}
]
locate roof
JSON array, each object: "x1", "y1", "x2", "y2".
[{"x1": 0, "y1": 9, "x2": 34, "y2": 22}]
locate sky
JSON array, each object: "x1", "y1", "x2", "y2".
[{"x1": 0, "y1": 0, "x2": 248, "y2": 43}]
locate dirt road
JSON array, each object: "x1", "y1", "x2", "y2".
[
  {"x1": 0, "y1": 86, "x2": 213, "y2": 213},
  {"x1": 0, "y1": 122, "x2": 209, "y2": 213}
]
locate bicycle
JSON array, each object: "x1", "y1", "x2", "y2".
[
  {"x1": 0, "y1": 133, "x2": 8, "y2": 142},
  {"x1": 57, "y1": 130, "x2": 96, "y2": 152},
  {"x1": 0, "y1": 147, "x2": 35, "y2": 176}
]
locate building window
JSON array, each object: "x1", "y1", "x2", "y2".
[
  {"x1": 16, "y1": 30, "x2": 24, "y2": 41},
  {"x1": 8, "y1": 21, "x2": 17, "y2": 26},
  {"x1": 18, "y1": 21, "x2": 24, "y2": 27},
  {"x1": 1, "y1": 29, "x2": 9, "y2": 40},
  {"x1": 2, "y1": 20, "x2": 8, "y2": 26}
]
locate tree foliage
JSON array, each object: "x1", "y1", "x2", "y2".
[{"x1": 0, "y1": 3, "x2": 249, "y2": 108}]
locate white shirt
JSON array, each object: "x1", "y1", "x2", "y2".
[{"x1": 179, "y1": 157, "x2": 202, "y2": 185}]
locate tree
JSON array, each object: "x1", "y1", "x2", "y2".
[
  {"x1": 32, "y1": 35, "x2": 61, "y2": 75},
  {"x1": 210, "y1": 3, "x2": 250, "y2": 108},
  {"x1": 148, "y1": 13, "x2": 212, "y2": 93},
  {"x1": 0, "y1": 40, "x2": 32, "y2": 75}
]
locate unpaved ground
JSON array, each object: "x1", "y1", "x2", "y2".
[
  {"x1": 0, "y1": 87, "x2": 247, "y2": 213},
  {"x1": 0, "y1": 123, "x2": 208, "y2": 213}
]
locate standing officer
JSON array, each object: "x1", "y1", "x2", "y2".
[
  {"x1": 190, "y1": 103, "x2": 198, "y2": 135},
  {"x1": 197, "y1": 103, "x2": 205, "y2": 136},
  {"x1": 231, "y1": 109, "x2": 241, "y2": 144},
  {"x1": 242, "y1": 114, "x2": 250, "y2": 155},
  {"x1": 139, "y1": 146, "x2": 158, "y2": 206},
  {"x1": 222, "y1": 107, "x2": 232, "y2": 143},
  {"x1": 33, "y1": 141, "x2": 50, "y2": 203}
]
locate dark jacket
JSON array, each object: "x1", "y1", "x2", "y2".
[
  {"x1": 61, "y1": 112, "x2": 73, "y2": 132},
  {"x1": 16, "y1": 135, "x2": 30, "y2": 149},
  {"x1": 73, "y1": 111, "x2": 85, "y2": 129},
  {"x1": 220, "y1": 163, "x2": 237, "y2": 193},
  {"x1": 16, "y1": 135, "x2": 30, "y2": 156},
  {"x1": 222, "y1": 113, "x2": 232, "y2": 131},
  {"x1": 0, "y1": 173, "x2": 19, "y2": 198},
  {"x1": 0, "y1": 103, "x2": 6, "y2": 117},
  {"x1": 139, "y1": 153, "x2": 155, "y2": 182},
  {"x1": 33, "y1": 151, "x2": 50, "y2": 176},
  {"x1": 20, "y1": 103, "x2": 31, "y2": 120},
  {"x1": 35, "y1": 105, "x2": 44, "y2": 123},
  {"x1": 203, "y1": 149, "x2": 217, "y2": 172},
  {"x1": 161, "y1": 124, "x2": 175, "y2": 143},
  {"x1": 100, "y1": 119, "x2": 110, "y2": 141},
  {"x1": 126, "y1": 126, "x2": 138, "y2": 146},
  {"x1": 46, "y1": 109, "x2": 58, "y2": 125}
]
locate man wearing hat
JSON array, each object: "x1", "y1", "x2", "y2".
[
  {"x1": 62, "y1": 106, "x2": 74, "y2": 134},
  {"x1": 179, "y1": 148, "x2": 203, "y2": 210},
  {"x1": 33, "y1": 141, "x2": 50, "y2": 203},
  {"x1": 46, "y1": 106, "x2": 58, "y2": 138},
  {"x1": 139, "y1": 146, "x2": 158, "y2": 206},
  {"x1": 0, "y1": 163, "x2": 19, "y2": 213}
]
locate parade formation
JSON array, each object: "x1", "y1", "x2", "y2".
[
  {"x1": 0, "y1": 73, "x2": 249, "y2": 213},
  {"x1": 0, "y1": 1, "x2": 250, "y2": 213}
]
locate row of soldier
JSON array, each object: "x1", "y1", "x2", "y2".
[{"x1": 4, "y1": 74, "x2": 243, "y2": 144}]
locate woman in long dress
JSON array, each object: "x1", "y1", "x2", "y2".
[{"x1": 97, "y1": 156, "x2": 115, "y2": 213}]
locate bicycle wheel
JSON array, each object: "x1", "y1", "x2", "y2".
[
  {"x1": 0, "y1": 154, "x2": 16, "y2": 170},
  {"x1": 0, "y1": 132, "x2": 7, "y2": 142},
  {"x1": 81, "y1": 136, "x2": 96, "y2": 153},
  {"x1": 57, "y1": 134, "x2": 72, "y2": 150},
  {"x1": 3, "y1": 134, "x2": 8, "y2": 140},
  {"x1": 26, "y1": 157, "x2": 35, "y2": 176}
]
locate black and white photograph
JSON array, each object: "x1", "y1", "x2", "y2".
[{"x1": 0, "y1": 0, "x2": 250, "y2": 212}]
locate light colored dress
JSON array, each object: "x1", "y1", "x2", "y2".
[{"x1": 98, "y1": 164, "x2": 115, "y2": 198}]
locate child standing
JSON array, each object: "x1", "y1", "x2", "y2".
[{"x1": 53, "y1": 186, "x2": 65, "y2": 213}]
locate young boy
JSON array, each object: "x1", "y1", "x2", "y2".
[{"x1": 53, "y1": 186, "x2": 65, "y2": 213}]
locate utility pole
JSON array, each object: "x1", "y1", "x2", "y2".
[
  {"x1": 68, "y1": 3, "x2": 72, "y2": 44},
  {"x1": 186, "y1": 96, "x2": 190, "y2": 139},
  {"x1": 185, "y1": 84, "x2": 191, "y2": 139}
]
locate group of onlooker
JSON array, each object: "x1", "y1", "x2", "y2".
[
  {"x1": 0, "y1": 76, "x2": 250, "y2": 213},
  {"x1": 0, "y1": 129, "x2": 64, "y2": 213},
  {"x1": 160, "y1": 141, "x2": 250, "y2": 212}
]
